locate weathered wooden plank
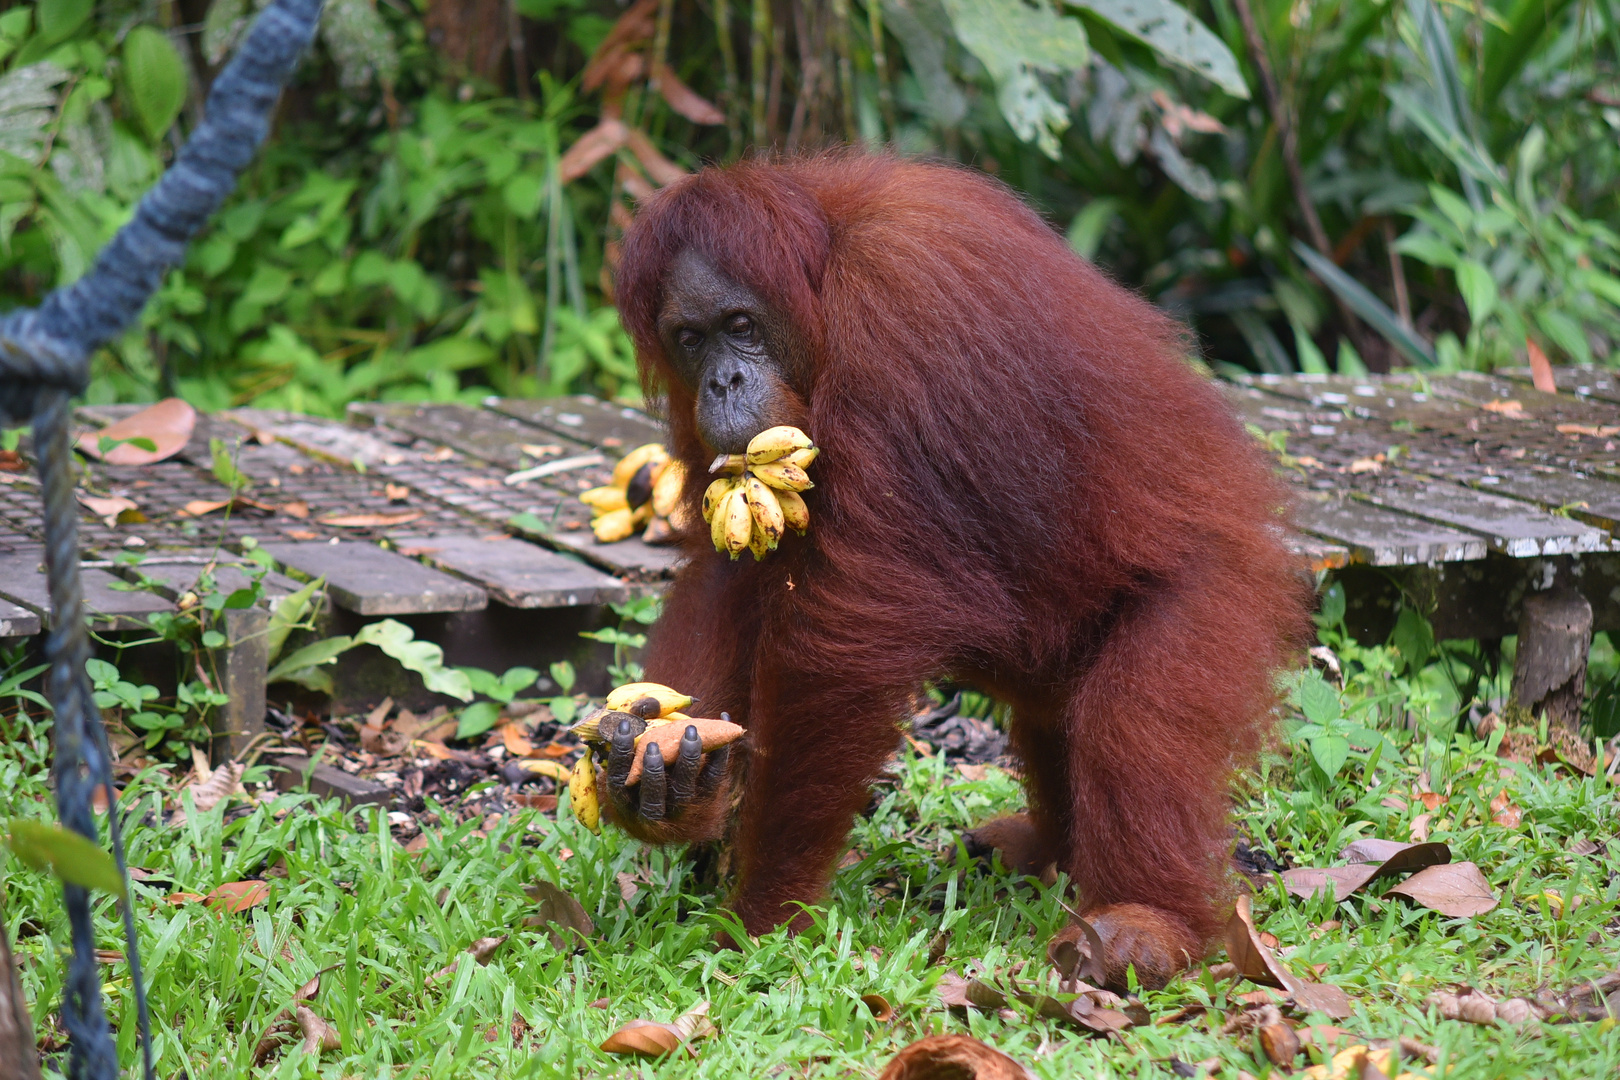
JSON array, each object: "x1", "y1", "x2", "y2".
[
  {"x1": 1500, "y1": 366, "x2": 1620, "y2": 405},
  {"x1": 228, "y1": 408, "x2": 412, "y2": 469},
  {"x1": 107, "y1": 554, "x2": 306, "y2": 607},
  {"x1": 214, "y1": 606, "x2": 268, "y2": 765},
  {"x1": 259, "y1": 540, "x2": 488, "y2": 615},
  {"x1": 1397, "y1": 449, "x2": 1620, "y2": 535},
  {"x1": 1355, "y1": 474, "x2": 1612, "y2": 557},
  {"x1": 0, "y1": 549, "x2": 173, "y2": 628},
  {"x1": 1291, "y1": 493, "x2": 1487, "y2": 565},
  {"x1": 396, "y1": 534, "x2": 629, "y2": 608},
  {"x1": 513, "y1": 519, "x2": 685, "y2": 581},
  {"x1": 347, "y1": 402, "x2": 570, "y2": 470},
  {"x1": 486, "y1": 396, "x2": 666, "y2": 452},
  {"x1": 265, "y1": 751, "x2": 391, "y2": 806},
  {"x1": 1286, "y1": 534, "x2": 1351, "y2": 572},
  {"x1": 0, "y1": 597, "x2": 39, "y2": 638},
  {"x1": 1427, "y1": 371, "x2": 1620, "y2": 427}
]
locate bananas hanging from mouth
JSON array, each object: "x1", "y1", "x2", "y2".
[
  {"x1": 580, "y1": 443, "x2": 691, "y2": 544},
  {"x1": 701, "y1": 426, "x2": 816, "y2": 560}
]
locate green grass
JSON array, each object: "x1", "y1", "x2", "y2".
[{"x1": 3, "y1": 653, "x2": 1618, "y2": 1079}]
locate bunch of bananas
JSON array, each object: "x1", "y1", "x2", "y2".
[
  {"x1": 702, "y1": 426, "x2": 816, "y2": 560},
  {"x1": 580, "y1": 443, "x2": 688, "y2": 544},
  {"x1": 566, "y1": 681, "x2": 744, "y2": 833}
]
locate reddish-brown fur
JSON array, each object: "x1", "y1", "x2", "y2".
[{"x1": 615, "y1": 154, "x2": 1308, "y2": 965}]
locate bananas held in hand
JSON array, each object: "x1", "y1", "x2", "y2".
[
  {"x1": 700, "y1": 426, "x2": 816, "y2": 560},
  {"x1": 569, "y1": 748, "x2": 600, "y2": 833},
  {"x1": 581, "y1": 444, "x2": 691, "y2": 544}
]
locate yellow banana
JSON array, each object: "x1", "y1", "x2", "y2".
[
  {"x1": 750, "y1": 460, "x2": 813, "y2": 492},
  {"x1": 709, "y1": 453, "x2": 746, "y2": 476},
  {"x1": 746, "y1": 426, "x2": 814, "y2": 465},
  {"x1": 604, "y1": 682, "x2": 693, "y2": 715},
  {"x1": 775, "y1": 489, "x2": 810, "y2": 534},
  {"x1": 722, "y1": 486, "x2": 753, "y2": 557},
  {"x1": 580, "y1": 485, "x2": 629, "y2": 513},
  {"x1": 569, "y1": 749, "x2": 600, "y2": 834},
  {"x1": 613, "y1": 443, "x2": 669, "y2": 489},
  {"x1": 702, "y1": 476, "x2": 737, "y2": 523},
  {"x1": 651, "y1": 459, "x2": 687, "y2": 517},
  {"x1": 748, "y1": 517, "x2": 772, "y2": 560},
  {"x1": 783, "y1": 446, "x2": 819, "y2": 470},
  {"x1": 711, "y1": 485, "x2": 735, "y2": 551},
  {"x1": 592, "y1": 506, "x2": 635, "y2": 542},
  {"x1": 631, "y1": 501, "x2": 654, "y2": 527},
  {"x1": 744, "y1": 475, "x2": 785, "y2": 546}
]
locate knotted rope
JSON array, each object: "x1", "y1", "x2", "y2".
[{"x1": 0, "y1": 1, "x2": 323, "y2": 1075}]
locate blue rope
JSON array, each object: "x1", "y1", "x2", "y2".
[{"x1": 0, "y1": 1, "x2": 323, "y2": 1076}]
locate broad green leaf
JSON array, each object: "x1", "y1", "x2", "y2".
[
  {"x1": 1309, "y1": 734, "x2": 1351, "y2": 781},
  {"x1": 1294, "y1": 670, "x2": 1341, "y2": 728},
  {"x1": 1067, "y1": 197, "x2": 1120, "y2": 260},
  {"x1": 354, "y1": 619, "x2": 473, "y2": 701},
  {"x1": 37, "y1": 0, "x2": 92, "y2": 44},
  {"x1": 1293, "y1": 241, "x2": 1435, "y2": 368},
  {"x1": 1291, "y1": 319, "x2": 1330, "y2": 374},
  {"x1": 1390, "y1": 608, "x2": 1434, "y2": 672},
  {"x1": 1454, "y1": 260, "x2": 1497, "y2": 323},
  {"x1": 456, "y1": 700, "x2": 502, "y2": 740},
  {"x1": 1536, "y1": 309, "x2": 1591, "y2": 365},
  {"x1": 1393, "y1": 232, "x2": 1459, "y2": 268},
  {"x1": 123, "y1": 26, "x2": 187, "y2": 142},
  {"x1": 940, "y1": 0, "x2": 1089, "y2": 158},
  {"x1": 267, "y1": 634, "x2": 355, "y2": 684},
  {"x1": 265, "y1": 577, "x2": 323, "y2": 663},
  {"x1": 1067, "y1": 0, "x2": 1247, "y2": 98},
  {"x1": 7, "y1": 819, "x2": 125, "y2": 897}
]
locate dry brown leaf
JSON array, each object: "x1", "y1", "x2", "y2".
[
  {"x1": 500, "y1": 723, "x2": 537, "y2": 757},
  {"x1": 77, "y1": 398, "x2": 196, "y2": 465},
  {"x1": 1225, "y1": 896, "x2": 1353, "y2": 1018},
  {"x1": 861, "y1": 993, "x2": 895, "y2": 1021},
  {"x1": 1526, "y1": 339, "x2": 1556, "y2": 394},
  {"x1": 1047, "y1": 918, "x2": 1108, "y2": 988},
  {"x1": 1387, "y1": 862, "x2": 1498, "y2": 917},
  {"x1": 599, "y1": 1000, "x2": 714, "y2": 1057},
  {"x1": 384, "y1": 483, "x2": 410, "y2": 502},
  {"x1": 78, "y1": 493, "x2": 138, "y2": 522},
  {"x1": 1258, "y1": 1021, "x2": 1301, "y2": 1067},
  {"x1": 163, "y1": 892, "x2": 205, "y2": 905},
  {"x1": 558, "y1": 118, "x2": 630, "y2": 184},
  {"x1": 281, "y1": 500, "x2": 309, "y2": 519},
  {"x1": 1282, "y1": 865, "x2": 1380, "y2": 901},
  {"x1": 1556, "y1": 423, "x2": 1620, "y2": 437},
  {"x1": 319, "y1": 510, "x2": 422, "y2": 528},
  {"x1": 1489, "y1": 791, "x2": 1523, "y2": 828},
  {"x1": 522, "y1": 880, "x2": 593, "y2": 948},
  {"x1": 1301, "y1": 1045, "x2": 1397, "y2": 1080},
  {"x1": 203, "y1": 880, "x2": 271, "y2": 913},
  {"x1": 1416, "y1": 791, "x2": 1447, "y2": 810},
  {"x1": 877, "y1": 1034, "x2": 1036, "y2": 1080},
  {"x1": 616, "y1": 871, "x2": 640, "y2": 903},
  {"x1": 295, "y1": 1005, "x2": 341, "y2": 1056},
  {"x1": 184, "y1": 760, "x2": 245, "y2": 813},
  {"x1": 427, "y1": 935, "x2": 508, "y2": 985},
  {"x1": 650, "y1": 62, "x2": 725, "y2": 124},
  {"x1": 1481, "y1": 398, "x2": 1526, "y2": 417},
  {"x1": 1286, "y1": 840, "x2": 1452, "y2": 900},
  {"x1": 625, "y1": 127, "x2": 686, "y2": 186},
  {"x1": 509, "y1": 792, "x2": 557, "y2": 812},
  {"x1": 1409, "y1": 813, "x2": 1432, "y2": 842}
]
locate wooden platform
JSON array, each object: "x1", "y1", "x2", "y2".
[
  {"x1": 0, "y1": 369, "x2": 1612, "y2": 735},
  {"x1": 1223, "y1": 367, "x2": 1620, "y2": 639}
]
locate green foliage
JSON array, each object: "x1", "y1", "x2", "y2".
[{"x1": 5, "y1": 818, "x2": 123, "y2": 897}]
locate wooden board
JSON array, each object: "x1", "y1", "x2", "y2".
[
  {"x1": 1500, "y1": 366, "x2": 1620, "y2": 405},
  {"x1": 258, "y1": 540, "x2": 488, "y2": 615},
  {"x1": 1291, "y1": 493, "x2": 1487, "y2": 566},
  {"x1": 397, "y1": 534, "x2": 629, "y2": 608},
  {"x1": 513, "y1": 517, "x2": 686, "y2": 581},
  {"x1": 0, "y1": 597, "x2": 39, "y2": 638},
  {"x1": 228, "y1": 408, "x2": 413, "y2": 469},
  {"x1": 347, "y1": 402, "x2": 570, "y2": 470},
  {"x1": 0, "y1": 548, "x2": 174, "y2": 629},
  {"x1": 486, "y1": 396, "x2": 666, "y2": 452},
  {"x1": 1355, "y1": 474, "x2": 1612, "y2": 557}
]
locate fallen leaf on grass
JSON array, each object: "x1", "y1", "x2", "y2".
[
  {"x1": 296, "y1": 1005, "x2": 341, "y2": 1056},
  {"x1": 1258, "y1": 1018, "x2": 1301, "y2": 1067},
  {"x1": 319, "y1": 510, "x2": 422, "y2": 528},
  {"x1": 77, "y1": 399, "x2": 196, "y2": 465},
  {"x1": 600, "y1": 1000, "x2": 715, "y2": 1057},
  {"x1": 183, "y1": 760, "x2": 245, "y2": 814},
  {"x1": 204, "y1": 880, "x2": 270, "y2": 913},
  {"x1": 1283, "y1": 841, "x2": 1452, "y2": 901},
  {"x1": 940, "y1": 969, "x2": 1134, "y2": 1034},
  {"x1": 1224, "y1": 896, "x2": 1353, "y2": 1018},
  {"x1": 1047, "y1": 917, "x2": 1109, "y2": 987},
  {"x1": 1387, "y1": 862, "x2": 1497, "y2": 917},
  {"x1": 427, "y1": 935, "x2": 507, "y2": 985},
  {"x1": 499, "y1": 722, "x2": 537, "y2": 757},
  {"x1": 1426, "y1": 987, "x2": 1543, "y2": 1025},
  {"x1": 878, "y1": 1034, "x2": 1035, "y2": 1080},
  {"x1": 1490, "y1": 791, "x2": 1523, "y2": 828},
  {"x1": 522, "y1": 880, "x2": 593, "y2": 948},
  {"x1": 861, "y1": 993, "x2": 895, "y2": 1021},
  {"x1": 616, "y1": 871, "x2": 639, "y2": 903}
]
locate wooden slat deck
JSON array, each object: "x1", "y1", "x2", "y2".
[{"x1": 0, "y1": 367, "x2": 1608, "y2": 648}]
